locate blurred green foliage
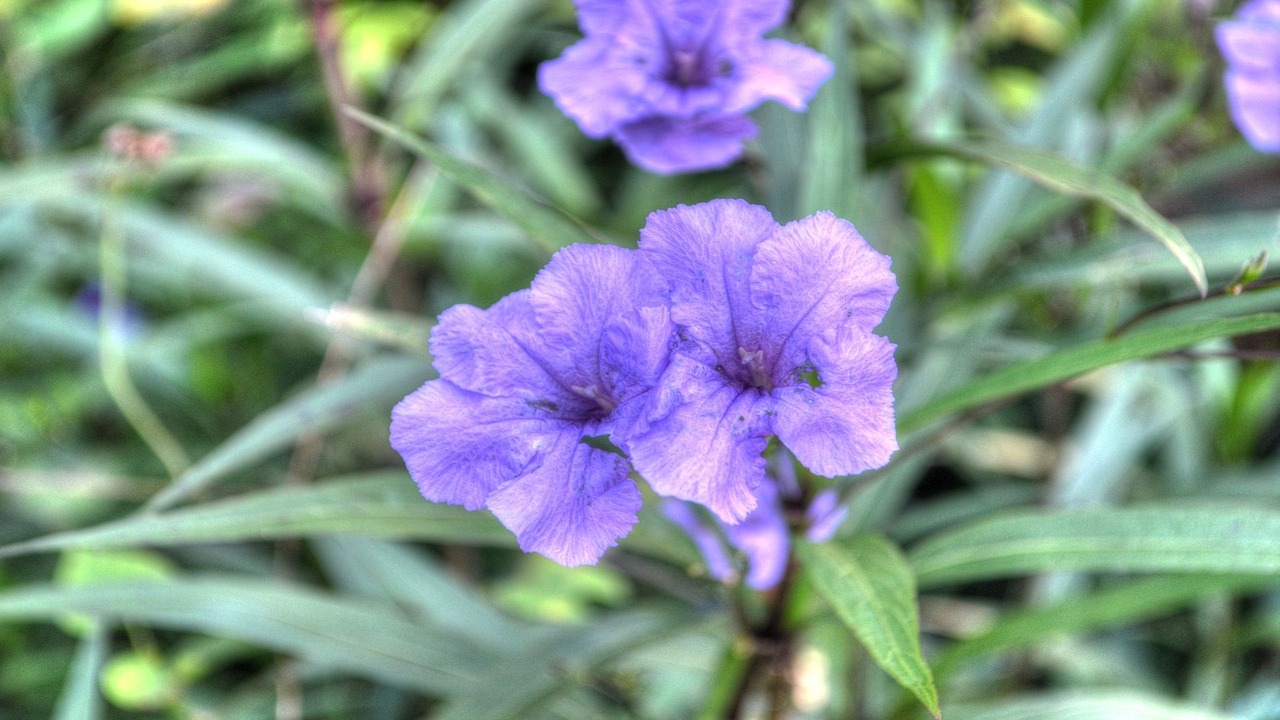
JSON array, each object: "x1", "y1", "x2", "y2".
[{"x1": 1, "y1": 0, "x2": 1279, "y2": 718}]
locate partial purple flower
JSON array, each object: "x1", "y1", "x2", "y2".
[
  {"x1": 538, "y1": 0, "x2": 832, "y2": 174},
  {"x1": 631, "y1": 199, "x2": 898, "y2": 523},
  {"x1": 390, "y1": 245, "x2": 674, "y2": 566},
  {"x1": 1216, "y1": 0, "x2": 1280, "y2": 152},
  {"x1": 76, "y1": 283, "x2": 146, "y2": 340}
]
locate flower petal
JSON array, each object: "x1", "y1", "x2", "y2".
[
  {"x1": 721, "y1": 0, "x2": 791, "y2": 41},
  {"x1": 601, "y1": 305, "x2": 677, "y2": 443},
  {"x1": 639, "y1": 198, "x2": 775, "y2": 373},
  {"x1": 662, "y1": 500, "x2": 736, "y2": 582},
  {"x1": 722, "y1": 481, "x2": 789, "y2": 590},
  {"x1": 629, "y1": 355, "x2": 769, "y2": 522},
  {"x1": 486, "y1": 429, "x2": 641, "y2": 566},
  {"x1": 1224, "y1": 68, "x2": 1280, "y2": 152},
  {"x1": 1216, "y1": 22, "x2": 1280, "y2": 74},
  {"x1": 615, "y1": 114, "x2": 758, "y2": 174},
  {"x1": 725, "y1": 39, "x2": 832, "y2": 113},
  {"x1": 750, "y1": 211, "x2": 896, "y2": 379},
  {"x1": 538, "y1": 38, "x2": 658, "y2": 137},
  {"x1": 529, "y1": 244, "x2": 666, "y2": 394},
  {"x1": 770, "y1": 327, "x2": 897, "y2": 478},
  {"x1": 390, "y1": 380, "x2": 545, "y2": 511}
]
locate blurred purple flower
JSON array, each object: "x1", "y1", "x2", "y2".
[
  {"x1": 630, "y1": 199, "x2": 898, "y2": 524},
  {"x1": 1216, "y1": 0, "x2": 1280, "y2": 152},
  {"x1": 391, "y1": 245, "x2": 675, "y2": 566},
  {"x1": 664, "y1": 484, "x2": 848, "y2": 591},
  {"x1": 538, "y1": 0, "x2": 832, "y2": 174},
  {"x1": 75, "y1": 283, "x2": 146, "y2": 340}
]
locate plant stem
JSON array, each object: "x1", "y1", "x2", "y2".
[{"x1": 98, "y1": 178, "x2": 190, "y2": 479}]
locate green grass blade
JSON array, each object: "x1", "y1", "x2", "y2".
[
  {"x1": 920, "y1": 138, "x2": 1207, "y2": 296},
  {"x1": 797, "y1": 535, "x2": 940, "y2": 719},
  {"x1": 52, "y1": 622, "x2": 108, "y2": 720},
  {"x1": 909, "y1": 507, "x2": 1280, "y2": 587},
  {"x1": 347, "y1": 108, "x2": 597, "y2": 254},
  {"x1": 947, "y1": 691, "x2": 1234, "y2": 720},
  {"x1": 0, "y1": 473, "x2": 511, "y2": 558},
  {"x1": 145, "y1": 355, "x2": 430, "y2": 512},
  {"x1": 898, "y1": 312, "x2": 1280, "y2": 433},
  {"x1": 0, "y1": 577, "x2": 490, "y2": 695}
]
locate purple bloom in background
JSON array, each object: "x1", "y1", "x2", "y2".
[
  {"x1": 390, "y1": 245, "x2": 674, "y2": 566},
  {"x1": 630, "y1": 199, "x2": 898, "y2": 523},
  {"x1": 1216, "y1": 0, "x2": 1280, "y2": 152},
  {"x1": 75, "y1": 283, "x2": 146, "y2": 340},
  {"x1": 538, "y1": 0, "x2": 832, "y2": 174}
]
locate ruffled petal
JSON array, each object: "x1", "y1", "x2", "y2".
[
  {"x1": 428, "y1": 290, "x2": 585, "y2": 415},
  {"x1": 390, "y1": 380, "x2": 545, "y2": 511},
  {"x1": 629, "y1": 355, "x2": 770, "y2": 522},
  {"x1": 724, "y1": 39, "x2": 832, "y2": 114},
  {"x1": 1224, "y1": 68, "x2": 1280, "y2": 152},
  {"x1": 750, "y1": 211, "x2": 896, "y2": 378},
  {"x1": 486, "y1": 428, "x2": 641, "y2": 566},
  {"x1": 601, "y1": 305, "x2": 677, "y2": 444},
  {"x1": 722, "y1": 481, "x2": 789, "y2": 590},
  {"x1": 538, "y1": 39, "x2": 659, "y2": 137},
  {"x1": 639, "y1": 199, "x2": 775, "y2": 374},
  {"x1": 529, "y1": 244, "x2": 667, "y2": 394},
  {"x1": 615, "y1": 114, "x2": 758, "y2": 173},
  {"x1": 770, "y1": 327, "x2": 897, "y2": 478}
]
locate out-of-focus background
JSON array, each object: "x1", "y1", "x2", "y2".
[{"x1": 1, "y1": 0, "x2": 1279, "y2": 718}]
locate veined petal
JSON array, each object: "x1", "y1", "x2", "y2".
[
  {"x1": 530, "y1": 244, "x2": 667, "y2": 394},
  {"x1": 629, "y1": 355, "x2": 770, "y2": 522},
  {"x1": 428, "y1": 290, "x2": 583, "y2": 413},
  {"x1": 486, "y1": 429, "x2": 641, "y2": 566},
  {"x1": 601, "y1": 305, "x2": 677, "y2": 444},
  {"x1": 725, "y1": 39, "x2": 832, "y2": 114},
  {"x1": 639, "y1": 199, "x2": 775, "y2": 372},
  {"x1": 770, "y1": 327, "x2": 897, "y2": 478},
  {"x1": 615, "y1": 114, "x2": 758, "y2": 173},
  {"x1": 390, "y1": 380, "x2": 545, "y2": 511},
  {"x1": 721, "y1": 0, "x2": 791, "y2": 42},
  {"x1": 750, "y1": 211, "x2": 896, "y2": 377},
  {"x1": 1224, "y1": 68, "x2": 1280, "y2": 152}
]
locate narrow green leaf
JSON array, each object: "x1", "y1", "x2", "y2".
[
  {"x1": 0, "y1": 473, "x2": 512, "y2": 558},
  {"x1": 430, "y1": 610, "x2": 689, "y2": 720},
  {"x1": 0, "y1": 577, "x2": 489, "y2": 695},
  {"x1": 910, "y1": 507, "x2": 1280, "y2": 587},
  {"x1": 947, "y1": 691, "x2": 1233, "y2": 720},
  {"x1": 347, "y1": 108, "x2": 597, "y2": 254},
  {"x1": 797, "y1": 535, "x2": 940, "y2": 718},
  {"x1": 146, "y1": 354, "x2": 430, "y2": 511},
  {"x1": 922, "y1": 138, "x2": 1207, "y2": 295},
  {"x1": 797, "y1": 1, "x2": 860, "y2": 219},
  {"x1": 936, "y1": 574, "x2": 1279, "y2": 677},
  {"x1": 899, "y1": 312, "x2": 1280, "y2": 433},
  {"x1": 53, "y1": 622, "x2": 109, "y2": 720}
]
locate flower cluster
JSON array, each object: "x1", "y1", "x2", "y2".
[
  {"x1": 538, "y1": 0, "x2": 832, "y2": 174},
  {"x1": 391, "y1": 199, "x2": 898, "y2": 571},
  {"x1": 1216, "y1": 0, "x2": 1280, "y2": 153}
]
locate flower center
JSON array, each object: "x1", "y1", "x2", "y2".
[
  {"x1": 667, "y1": 49, "x2": 705, "y2": 87},
  {"x1": 572, "y1": 384, "x2": 618, "y2": 415},
  {"x1": 738, "y1": 347, "x2": 772, "y2": 391}
]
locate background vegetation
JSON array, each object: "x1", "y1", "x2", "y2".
[{"x1": 1, "y1": 0, "x2": 1279, "y2": 717}]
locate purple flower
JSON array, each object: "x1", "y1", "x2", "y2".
[
  {"x1": 538, "y1": 0, "x2": 832, "y2": 174},
  {"x1": 390, "y1": 245, "x2": 675, "y2": 566},
  {"x1": 1216, "y1": 0, "x2": 1280, "y2": 152},
  {"x1": 630, "y1": 199, "x2": 898, "y2": 523}
]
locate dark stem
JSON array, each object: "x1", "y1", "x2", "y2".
[
  {"x1": 725, "y1": 546, "x2": 800, "y2": 720},
  {"x1": 1109, "y1": 275, "x2": 1280, "y2": 339}
]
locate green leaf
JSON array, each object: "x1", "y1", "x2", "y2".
[
  {"x1": 0, "y1": 577, "x2": 490, "y2": 695},
  {"x1": 145, "y1": 354, "x2": 430, "y2": 511},
  {"x1": 898, "y1": 312, "x2": 1280, "y2": 433},
  {"x1": 0, "y1": 473, "x2": 512, "y2": 558},
  {"x1": 52, "y1": 623, "x2": 108, "y2": 720},
  {"x1": 936, "y1": 574, "x2": 1279, "y2": 677},
  {"x1": 796, "y1": 535, "x2": 940, "y2": 718},
  {"x1": 909, "y1": 507, "x2": 1280, "y2": 587},
  {"x1": 946, "y1": 691, "x2": 1234, "y2": 720},
  {"x1": 919, "y1": 138, "x2": 1208, "y2": 295},
  {"x1": 429, "y1": 610, "x2": 689, "y2": 720},
  {"x1": 347, "y1": 108, "x2": 598, "y2": 254}
]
